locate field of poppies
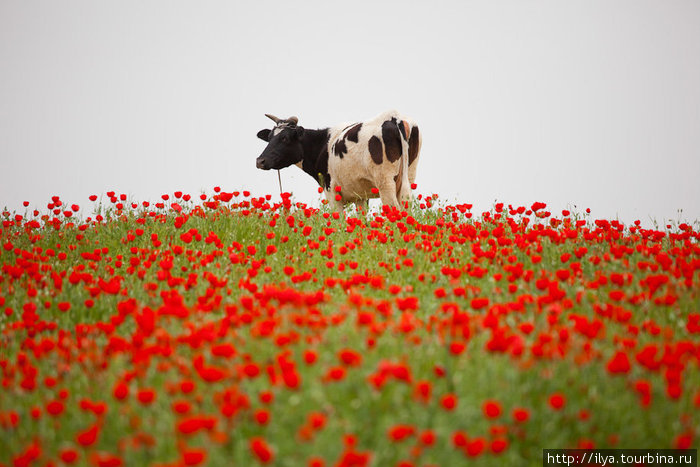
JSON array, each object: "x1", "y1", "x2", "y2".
[{"x1": 1, "y1": 188, "x2": 698, "y2": 466}]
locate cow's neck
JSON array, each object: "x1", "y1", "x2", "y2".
[{"x1": 296, "y1": 128, "x2": 331, "y2": 189}]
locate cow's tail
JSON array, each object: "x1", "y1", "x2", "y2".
[{"x1": 396, "y1": 120, "x2": 411, "y2": 206}]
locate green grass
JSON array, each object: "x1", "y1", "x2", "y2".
[{"x1": 0, "y1": 192, "x2": 698, "y2": 466}]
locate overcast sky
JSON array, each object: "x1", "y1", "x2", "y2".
[{"x1": 1, "y1": 0, "x2": 698, "y2": 225}]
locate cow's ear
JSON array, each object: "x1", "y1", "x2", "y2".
[
  {"x1": 295, "y1": 126, "x2": 304, "y2": 138},
  {"x1": 257, "y1": 129, "x2": 271, "y2": 142}
]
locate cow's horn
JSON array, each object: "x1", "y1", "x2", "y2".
[
  {"x1": 265, "y1": 113, "x2": 282, "y2": 124},
  {"x1": 286, "y1": 116, "x2": 298, "y2": 125}
]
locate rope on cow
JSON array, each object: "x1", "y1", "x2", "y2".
[{"x1": 277, "y1": 170, "x2": 282, "y2": 195}]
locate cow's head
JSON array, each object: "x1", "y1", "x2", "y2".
[{"x1": 256, "y1": 114, "x2": 305, "y2": 170}]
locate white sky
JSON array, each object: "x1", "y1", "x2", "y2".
[{"x1": 1, "y1": 0, "x2": 699, "y2": 225}]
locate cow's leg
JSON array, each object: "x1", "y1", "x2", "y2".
[
  {"x1": 398, "y1": 181, "x2": 412, "y2": 209},
  {"x1": 405, "y1": 124, "x2": 421, "y2": 209},
  {"x1": 407, "y1": 124, "x2": 421, "y2": 185},
  {"x1": 355, "y1": 199, "x2": 369, "y2": 214},
  {"x1": 327, "y1": 196, "x2": 343, "y2": 212},
  {"x1": 325, "y1": 187, "x2": 344, "y2": 212},
  {"x1": 377, "y1": 176, "x2": 400, "y2": 208}
]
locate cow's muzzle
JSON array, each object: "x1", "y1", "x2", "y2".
[{"x1": 256, "y1": 157, "x2": 269, "y2": 170}]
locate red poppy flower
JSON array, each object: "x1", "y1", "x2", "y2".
[
  {"x1": 308, "y1": 412, "x2": 326, "y2": 429},
  {"x1": 137, "y1": 389, "x2": 156, "y2": 405},
  {"x1": 420, "y1": 430, "x2": 436, "y2": 446},
  {"x1": 182, "y1": 448, "x2": 207, "y2": 466},
  {"x1": 466, "y1": 438, "x2": 486, "y2": 457},
  {"x1": 606, "y1": 351, "x2": 631, "y2": 374},
  {"x1": 548, "y1": 393, "x2": 566, "y2": 410},
  {"x1": 46, "y1": 400, "x2": 64, "y2": 417},
  {"x1": 255, "y1": 409, "x2": 270, "y2": 425},
  {"x1": 452, "y1": 430, "x2": 468, "y2": 447},
  {"x1": 59, "y1": 448, "x2": 79, "y2": 464},
  {"x1": 449, "y1": 341, "x2": 466, "y2": 355},
  {"x1": 338, "y1": 349, "x2": 362, "y2": 367},
  {"x1": 250, "y1": 437, "x2": 274, "y2": 463},
  {"x1": 512, "y1": 408, "x2": 530, "y2": 423},
  {"x1": 491, "y1": 438, "x2": 508, "y2": 454},
  {"x1": 441, "y1": 393, "x2": 458, "y2": 411},
  {"x1": 483, "y1": 400, "x2": 502, "y2": 418},
  {"x1": 303, "y1": 350, "x2": 318, "y2": 365},
  {"x1": 388, "y1": 424, "x2": 415, "y2": 442},
  {"x1": 77, "y1": 424, "x2": 100, "y2": 446}
]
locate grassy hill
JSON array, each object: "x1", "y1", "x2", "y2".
[{"x1": 1, "y1": 189, "x2": 698, "y2": 466}]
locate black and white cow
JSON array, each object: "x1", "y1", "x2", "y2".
[{"x1": 255, "y1": 110, "x2": 421, "y2": 210}]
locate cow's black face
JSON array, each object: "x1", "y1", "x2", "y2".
[{"x1": 256, "y1": 126, "x2": 305, "y2": 170}]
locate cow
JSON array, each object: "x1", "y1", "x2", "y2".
[{"x1": 255, "y1": 110, "x2": 421, "y2": 211}]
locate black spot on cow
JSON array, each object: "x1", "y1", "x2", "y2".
[
  {"x1": 397, "y1": 120, "x2": 407, "y2": 141},
  {"x1": 408, "y1": 126, "x2": 420, "y2": 166},
  {"x1": 321, "y1": 172, "x2": 331, "y2": 190},
  {"x1": 368, "y1": 136, "x2": 383, "y2": 165},
  {"x1": 317, "y1": 141, "x2": 331, "y2": 189},
  {"x1": 296, "y1": 129, "x2": 331, "y2": 190},
  {"x1": 381, "y1": 119, "x2": 402, "y2": 163},
  {"x1": 334, "y1": 139, "x2": 347, "y2": 158},
  {"x1": 346, "y1": 123, "x2": 362, "y2": 143}
]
